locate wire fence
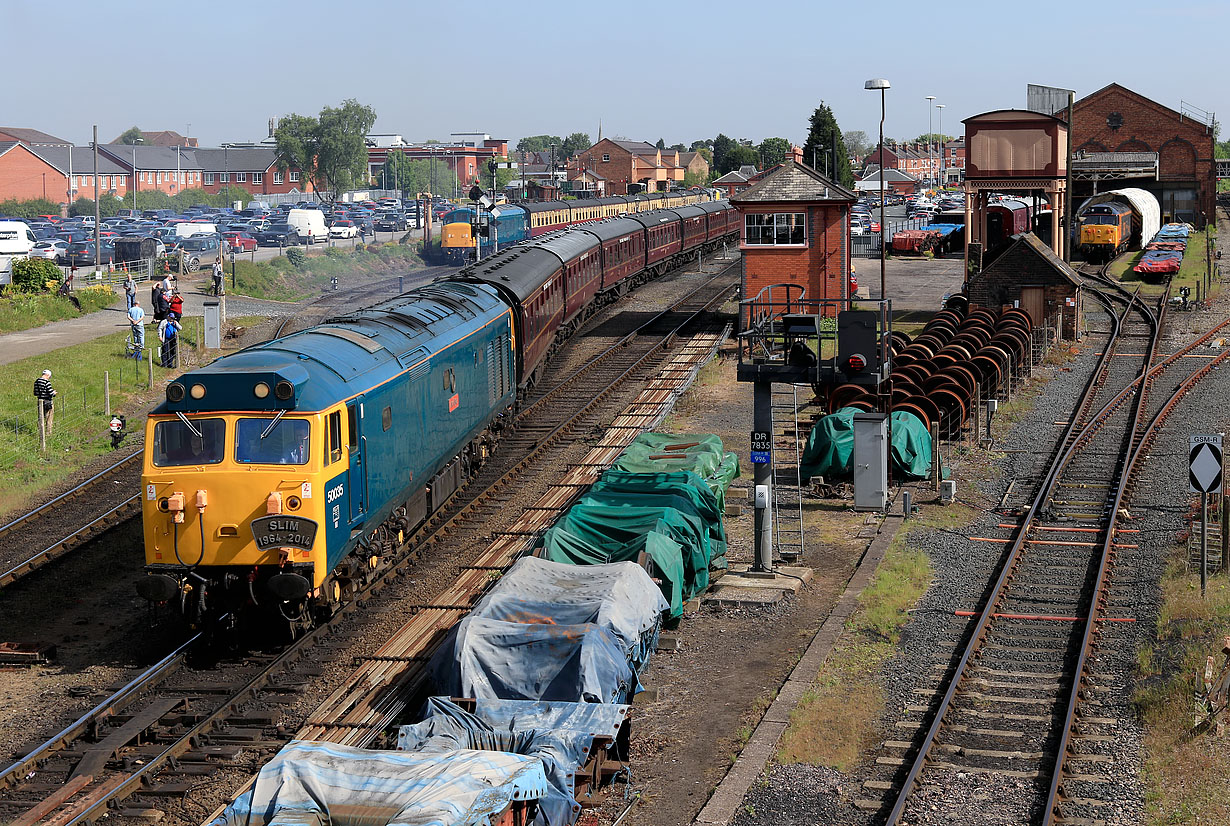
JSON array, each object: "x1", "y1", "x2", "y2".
[{"x1": 0, "y1": 320, "x2": 207, "y2": 474}]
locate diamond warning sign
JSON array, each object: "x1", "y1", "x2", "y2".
[{"x1": 1189, "y1": 434, "x2": 1223, "y2": 494}]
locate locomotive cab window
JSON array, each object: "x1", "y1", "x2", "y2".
[
  {"x1": 152, "y1": 418, "x2": 226, "y2": 467},
  {"x1": 327, "y1": 410, "x2": 343, "y2": 465},
  {"x1": 235, "y1": 418, "x2": 311, "y2": 465}
]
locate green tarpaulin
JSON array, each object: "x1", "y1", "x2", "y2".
[
  {"x1": 613, "y1": 432, "x2": 740, "y2": 510},
  {"x1": 800, "y1": 407, "x2": 932, "y2": 481},
  {"x1": 800, "y1": 407, "x2": 857, "y2": 482},
  {"x1": 542, "y1": 526, "x2": 687, "y2": 618},
  {"x1": 889, "y1": 411, "x2": 932, "y2": 480}
]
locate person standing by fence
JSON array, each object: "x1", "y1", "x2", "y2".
[
  {"x1": 128, "y1": 298, "x2": 146, "y2": 356},
  {"x1": 34, "y1": 369, "x2": 56, "y2": 437},
  {"x1": 123, "y1": 273, "x2": 136, "y2": 311},
  {"x1": 158, "y1": 316, "x2": 181, "y2": 369},
  {"x1": 212, "y1": 260, "x2": 224, "y2": 296}
]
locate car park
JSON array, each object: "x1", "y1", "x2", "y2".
[{"x1": 374, "y1": 214, "x2": 408, "y2": 232}]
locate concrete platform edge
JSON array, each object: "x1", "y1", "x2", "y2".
[{"x1": 692, "y1": 511, "x2": 906, "y2": 825}]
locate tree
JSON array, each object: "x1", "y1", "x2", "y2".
[
  {"x1": 802, "y1": 102, "x2": 854, "y2": 189},
  {"x1": 696, "y1": 147, "x2": 713, "y2": 164},
  {"x1": 913, "y1": 133, "x2": 953, "y2": 145},
  {"x1": 274, "y1": 99, "x2": 377, "y2": 203},
  {"x1": 516, "y1": 135, "x2": 563, "y2": 153},
  {"x1": 724, "y1": 144, "x2": 759, "y2": 173},
  {"x1": 758, "y1": 137, "x2": 792, "y2": 169},
  {"x1": 115, "y1": 126, "x2": 144, "y2": 145},
  {"x1": 380, "y1": 154, "x2": 458, "y2": 198},
  {"x1": 690, "y1": 139, "x2": 713, "y2": 151},
  {"x1": 843, "y1": 130, "x2": 871, "y2": 160},
  {"x1": 670, "y1": 143, "x2": 686, "y2": 152},
  {"x1": 655, "y1": 138, "x2": 666, "y2": 150},
  {"x1": 561, "y1": 133, "x2": 591, "y2": 158},
  {"x1": 712, "y1": 134, "x2": 736, "y2": 175}
]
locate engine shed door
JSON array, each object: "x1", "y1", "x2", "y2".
[{"x1": 347, "y1": 399, "x2": 367, "y2": 525}]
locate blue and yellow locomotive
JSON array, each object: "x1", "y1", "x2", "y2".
[
  {"x1": 1078, "y1": 201, "x2": 1134, "y2": 261},
  {"x1": 437, "y1": 205, "x2": 530, "y2": 263},
  {"x1": 136, "y1": 283, "x2": 516, "y2": 630}
]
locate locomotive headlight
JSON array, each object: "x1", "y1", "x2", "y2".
[
  {"x1": 253, "y1": 382, "x2": 270, "y2": 399},
  {"x1": 166, "y1": 383, "x2": 185, "y2": 402},
  {"x1": 287, "y1": 495, "x2": 302, "y2": 511},
  {"x1": 274, "y1": 380, "x2": 294, "y2": 400},
  {"x1": 190, "y1": 384, "x2": 206, "y2": 400}
]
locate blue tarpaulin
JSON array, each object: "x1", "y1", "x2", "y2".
[
  {"x1": 209, "y1": 739, "x2": 548, "y2": 826},
  {"x1": 398, "y1": 697, "x2": 631, "y2": 826},
  {"x1": 429, "y1": 617, "x2": 637, "y2": 704},
  {"x1": 469, "y1": 556, "x2": 668, "y2": 672}
]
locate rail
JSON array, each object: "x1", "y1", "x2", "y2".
[{"x1": 0, "y1": 450, "x2": 140, "y2": 539}]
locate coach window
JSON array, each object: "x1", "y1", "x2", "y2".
[{"x1": 327, "y1": 410, "x2": 343, "y2": 465}]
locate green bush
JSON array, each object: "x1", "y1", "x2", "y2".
[
  {"x1": 11, "y1": 258, "x2": 62, "y2": 292},
  {"x1": 323, "y1": 246, "x2": 345, "y2": 259},
  {"x1": 0, "y1": 198, "x2": 61, "y2": 220},
  {"x1": 286, "y1": 247, "x2": 307, "y2": 268}
]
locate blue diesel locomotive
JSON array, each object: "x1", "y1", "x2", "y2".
[{"x1": 137, "y1": 201, "x2": 737, "y2": 632}]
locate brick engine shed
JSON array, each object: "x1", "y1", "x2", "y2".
[
  {"x1": 968, "y1": 232, "x2": 1082, "y2": 338},
  {"x1": 731, "y1": 161, "x2": 856, "y2": 319}
]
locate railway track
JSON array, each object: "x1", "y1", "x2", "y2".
[
  {"x1": 868, "y1": 269, "x2": 1230, "y2": 825},
  {"x1": 0, "y1": 258, "x2": 737, "y2": 826}
]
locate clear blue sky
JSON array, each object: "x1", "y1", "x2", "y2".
[{"x1": 8, "y1": 0, "x2": 1226, "y2": 149}]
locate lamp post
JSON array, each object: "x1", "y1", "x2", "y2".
[
  {"x1": 925, "y1": 95, "x2": 935, "y2": 189},
  {"x1": 865, "y1": 77, "x2": 891, "y2": 301},
  {"x1": 131, "y1": 138, "x2": 143, "y2": 213},
  {"x1": 936, "y1": 104, "x2": 945, "y2": 189}
]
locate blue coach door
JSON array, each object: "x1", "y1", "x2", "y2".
[{"x1": 347, "y1": 399, "x2": 367, "y2": 526}]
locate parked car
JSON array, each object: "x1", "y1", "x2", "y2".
[
  {"x1": 374, "y1": 214, "x2": 408, "y2": 232},
  {"x1": 66, "y1": 240, "x2": 116, "y2": 267},
  {"x1": 254, "y1": 224, "x2": 301, "y2": 247},
  {"x1": 329, "y1": 219, "x2": 358, "y2": 239},
  {"x1": 56, "y1": 227, "x2": 90, "y2": 243},
  {"x1": 174, "y1": 235, "x2": 221, "y2": 272},
  {"x1": 223, "y1": 232, "x2": 258, "y2": 253},
  {"x1": 849, "y1": 217, "x2": 868, "y2": 236},
  {"x1": 30, "y1": 239, "x2": 69, "y2": 262}
]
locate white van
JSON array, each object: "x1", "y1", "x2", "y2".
[
  {"x1": 0, "y1": 221, "x2": 37, "y2": 285},
  {"x1": 286, "y1": 209, "x2": 326, "y2": 244},
  {"x1": 175, "y1": 222, "x2": 218, "y2": 238}
]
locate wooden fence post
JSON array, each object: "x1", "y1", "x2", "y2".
[
  {"x1": 36, "y1": 400, "x2": 45, "y2": 452},
  {"x1": 147, "y1": 345, "x2": 154, "y2": 387},
  {"x1": 104, "y1": 372, "x2": 110, "y2": 418}
]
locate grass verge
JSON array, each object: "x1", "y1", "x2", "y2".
[
  {"x1": 1115, "y1": 226, "x2": 1217, "y2": 299},
  {"x1": 228, "y1": 242, "x2": 429, "y2": 301},
  {"x1": 775, "y1": 530, "x2": 933, "y2": 770},
  {"x1": 0, "y1": 285, "x2": 117, "y2": 334},
  {"x1": 0, "y1": 315, "x2": 264, "y2": 517},
  {"x1": 1135, "y1": 537, "x2": 1230, "y2": 825}
]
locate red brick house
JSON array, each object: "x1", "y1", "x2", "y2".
[
  {"x1": 97, "y1": 145, "x2": 310, "y2": 199},
  {"x1": 864, "y1": 142, "x2": 945, "y2": 184},
  {"x1": 566, "y1": 139, "x2": 686, "y2": 195},
  {"x1": 366, "y1": 138, "x2": 508, "y2": 189},
  {"x1": 1072, "y1": 82, "x2": 1217, "y2": 225},
  {"x1": 731, "y1": 160, "x2": 857, "y2": 315},
  {"x1": 0, "y1": 142, "x2": 130, "y2": 203},
  {"x1": 108, "y1": 129, "x2": 197, "y2": 148}
]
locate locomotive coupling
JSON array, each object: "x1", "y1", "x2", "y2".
[{"x1": 166, "y1": 492, "x2": 186, "y2": 524}]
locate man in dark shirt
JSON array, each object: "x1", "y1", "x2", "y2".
[{"x1": 34, "y1": 369, "x2": 56, "y2": 437}]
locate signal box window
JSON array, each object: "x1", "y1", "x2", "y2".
[
  {"x1": 152, "y1": 418, "x2": 226, "y2": 467},
  {"x1": 744, "y1": 213, "x2": 806, "y2": 246},
  {"x1": 327, "y1": 411, "x2": 343, "y2": 465}
]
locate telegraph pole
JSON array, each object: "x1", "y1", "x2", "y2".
[{"x1": 93, "y1": 125, "x2": 100, "y2": 274}]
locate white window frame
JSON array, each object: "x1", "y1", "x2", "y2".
[
  {"x1": 252, "y1": 172, "x2": 263, "y2": 184},
  {"x1": 219, "y1": 173, "x2": 229, "y2": 183},
  {"x1": 273, "y1": 171, "x2": 283, "y2": 184},
  {"x1": 289, "y1": 170, "x2": 299, "y2": 182},
  {"x1": 742, "y1": 212, "x2": 807, "y2": 247},
  {"x1": 204, "y1": 172, "x2": 215, "y2": 185},
  {"x1": 236, "y1": 172, "x2": 247, "y2": 182},
  {"x1": 602, "y1": 153, "x2": 610, "y2": 162}
]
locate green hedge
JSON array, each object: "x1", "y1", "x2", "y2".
[{"x1": 11, "y1": 258, "x2": 62, "y2": 292}]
